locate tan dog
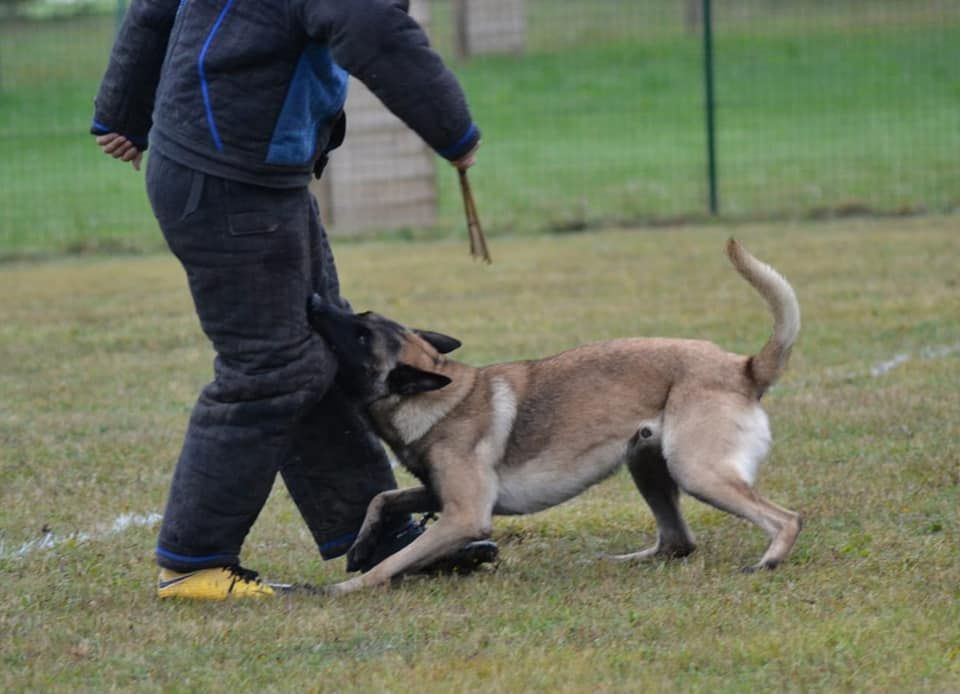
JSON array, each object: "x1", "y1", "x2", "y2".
[{"x1": 308, "y1": 239, "x2": 802, "y2": 596}]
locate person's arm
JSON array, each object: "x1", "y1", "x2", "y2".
[
  {"x1": 91, "y1": 0, "x2": 179, "y2": 164},
  {"x1": 295, "y1": 0, "x2": 480, "y2": 166}
]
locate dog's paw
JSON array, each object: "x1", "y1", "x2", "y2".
[
  {"x1": 601, "y1": 547, "x2": 660, "y2": 563},
  {"x1": 324, "y1": 576, "x2": 364, "y2": 597},
  {"x1": 345, "y1": 537, "x2": 376, "y2": 573},
  {"x1": 345, "y1": 516, "x2": 387, "y2": 572},
  {"x1": 741, "y1": 559, "x2": 780, "y2": 574},
  {"x1": 603, "y1": 542, "x2": 696, "y2": 563}
]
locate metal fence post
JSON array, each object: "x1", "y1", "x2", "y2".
[{"x1": 702, "y1": 0, "x2": 719, "y2": 215}]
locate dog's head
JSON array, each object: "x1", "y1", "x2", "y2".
[{"x1": 307, "y1": 295, "x2": 461, "y2": 404}]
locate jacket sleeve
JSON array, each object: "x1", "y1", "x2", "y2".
[
  {"x1": 90, "y1": 0, "x2": 179, "y2": 148},
  {"x1": 295, "y1": 0, "x2": 480, "y2": 161}
]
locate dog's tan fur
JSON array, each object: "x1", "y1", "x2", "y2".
[{"x1": 309, "y1": 240, "x2": 803, "y2": 595}]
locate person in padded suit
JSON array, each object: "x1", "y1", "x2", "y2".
[{"x1": 92, "y1": 0, "x2": 496, "y2": 599}]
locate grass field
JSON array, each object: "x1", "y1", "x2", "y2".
[
  {"x1": 1, "y1": 3, "x2": 958, "y2": 255},
  {"x1": 2, "y1": 217, "x2": 958, "y2": 690}
]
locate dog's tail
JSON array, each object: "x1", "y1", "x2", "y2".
[{"x1": 726, "y1": 238, "x2": 800, "y2": 395}]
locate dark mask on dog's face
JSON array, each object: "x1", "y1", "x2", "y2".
[{"x1": 307, "y1": 295, "x2": 460, "y2": 403}]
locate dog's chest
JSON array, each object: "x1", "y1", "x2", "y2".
[{"x1": 389, "y1": 397, "x2": 453, "y2": 444}]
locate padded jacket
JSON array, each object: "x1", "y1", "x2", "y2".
[{"x1": 91, "y1": 0, "x2": 480, "y2": 187}]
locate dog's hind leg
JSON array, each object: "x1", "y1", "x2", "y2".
[
  {"x1": 607, "y1": 447, "x2": 696, "y2": 562},
  {"x1": 685, "y1": 476, "x2": 801, "y2": 571},
  {"x1": 663, "y1": 396, "x2": 802, "y2": 571}
]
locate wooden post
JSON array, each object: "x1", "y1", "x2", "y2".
[
  {"x1": 312, "y1": 0, "x2": 437, "y2": 235},
  {"x1": 453, "y1": 0, "x2": 526, "y2": 59}
]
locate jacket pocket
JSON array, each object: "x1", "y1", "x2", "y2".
[{"x1": 227, "y1": 211, "x2": 281, "y2": 237}]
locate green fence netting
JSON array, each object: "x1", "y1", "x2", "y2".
[{"x1": 1, "y1": 0, "x2": 957, "y2": 255}]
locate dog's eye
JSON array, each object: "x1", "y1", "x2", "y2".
[{"x1": 355, "y1": 325, "x2": 372, "y2": 346}]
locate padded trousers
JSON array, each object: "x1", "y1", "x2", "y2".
[{"x1": 145, "y1": 152, "x2": 400, "y2": 571}]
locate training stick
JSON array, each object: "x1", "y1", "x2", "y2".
[{"x1": 458, "y1": 169, "x2": 492, "y2": 264}]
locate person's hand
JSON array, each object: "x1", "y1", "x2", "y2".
[
  {"x1": 451, "y1": 142, "x2": 479, "y2": 171},
  {"x1": 96, "y1": 132, "x2": 143, "y2": 171}
]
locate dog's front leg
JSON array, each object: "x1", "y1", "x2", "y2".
[
  {"x1": 347, "y1": 485, "x2": 440, "y2": 571},
  {"x1": 328, "y1": 454, "x2": 498, "y2": 596},
  {"x1": 328, "y1": 514, "x2": 492, "y2": 596}
]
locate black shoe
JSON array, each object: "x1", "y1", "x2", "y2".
[
  {"x1": 347, "y1": 516, "x2": 499, "y2": 576},
  {"x1": 415, "y1": 539, "x2": 499, "y2": 576}
]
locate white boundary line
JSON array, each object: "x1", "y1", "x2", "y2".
[
  {"x1": 2, "y1": 342, "x2": 958, "y2": 562},
  {"x1": 788, "y1": 341, "x2": 960, "y2": 389},
  {"x1": 0, "y1": 512, "x2": 162, "y2": 561},
  {"x1": 870, "y1": 342, "x2": 960, "y2": 378}
]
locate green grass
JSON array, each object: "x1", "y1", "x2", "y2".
[
  {"x1": 2, "y1": 217, "x2": 959, "y2": 690},
  {"x1": 1, "y1": 5, "x2": 959, "y2": 255}
]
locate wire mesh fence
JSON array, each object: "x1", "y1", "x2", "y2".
[{"x1": 0, "y1": 0, "x2": 957, "y2": 255}]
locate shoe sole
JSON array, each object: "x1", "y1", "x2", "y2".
[{"x1": 415, "y1": 540, "x2": 499, "y2": 576}]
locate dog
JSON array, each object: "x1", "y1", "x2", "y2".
[{"x1": 308, "y1": 239, "x2": 803, "y2": 595}]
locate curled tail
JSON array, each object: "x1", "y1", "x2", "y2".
[{"x1": 726, "y1": 238, "x2": 801, "y2": 394}]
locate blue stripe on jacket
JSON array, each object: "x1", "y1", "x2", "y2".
[
  {"x1": 438, "y1": 123, "x2": 479, "y2": 160},
  {"x1": 90, "y1": 119, "x2": 148, "y2": 148},
  {"x1": 266, "y1": 44, "x2": 349, "y2": 166},
  {"x1": 198, "y1": 0, "x2": 236, "y2": 152}
]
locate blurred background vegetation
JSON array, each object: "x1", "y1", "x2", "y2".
[{"x1": 0, "y1": 0, "x2": 958, "y2": 256}]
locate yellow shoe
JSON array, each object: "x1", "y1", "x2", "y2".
[{"x1": 157, "y1": 565, "x2": 276, "y2": 600}]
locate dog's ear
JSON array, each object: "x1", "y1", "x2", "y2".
[
  {"x1": 387, "y1": 364, "x2": 452, "y2": 396},
  {"x1": 413, "y1": 329, "x2": 462, "y2": 354}
]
